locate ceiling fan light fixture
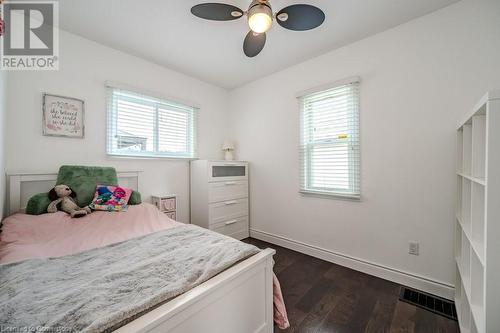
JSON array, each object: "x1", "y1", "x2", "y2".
[
  {"x1": 276, "y1": 12, "x2": 288, "y2": 22},
  {"x1": 190, "y1": 1, "x2": 325, "y2": 58},
  {"x1": 247, "y1": 2, "x2": 272, "y2": 33}
]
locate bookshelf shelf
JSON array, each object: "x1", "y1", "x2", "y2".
[
  {"x1": 457, "y1": 214, "x2": 485, "y2": 267},
  {"x1": 461, "y1": 178, "x2": 472, "y2": 235},
  {"x1": 455, "y1": 91, "x2": 500, "y2": 333},
  {"x1": 471, "y1": 183, "x2": 485, "y2": 263},
  {"x1": 457, "y1": 172, "x2": 486, "y2": 186}
]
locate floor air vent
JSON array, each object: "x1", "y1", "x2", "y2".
[{"x1": 399, "y1": 287, "x2": 457, "y2": 321}]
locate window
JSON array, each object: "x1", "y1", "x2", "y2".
[
  {"x1": 299, "y1": 78, "x2": 360, "y2": 198},
  {"x1": 106, "y1": 87, "x2": 197, "y2": 158}
]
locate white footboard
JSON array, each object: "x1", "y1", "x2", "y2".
[{"x1": 115, "y1": 248, "x2": 276, "y2": 333}]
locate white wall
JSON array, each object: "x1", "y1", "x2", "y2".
[
  {"x1": 229, "y1": 0, "x2": 500, "y2": 289},
  {"x1": 0, "y1": 71, "x2": 6, "y2": 218},
  {"x1": 6, "y1": 31, "x2": 230, "y2": 223},
  {"x1": 4, "y1": 0, "x2": 499, "y2": 294}
]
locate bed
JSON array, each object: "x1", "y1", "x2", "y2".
[{"x1": 1, "y1": 172, "x2": 288, "y2": 333}]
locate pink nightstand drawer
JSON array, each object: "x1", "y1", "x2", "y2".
[
  {"x1": 162, "y1": 198, "x2": 176, "y2": 211},
  {"x1": 165, "y1": 211, "x2": 176, "y2": 220}
]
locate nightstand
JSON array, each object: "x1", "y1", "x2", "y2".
[{"x1": 152, "y1": 194, "x2": 177, "y2": 220}]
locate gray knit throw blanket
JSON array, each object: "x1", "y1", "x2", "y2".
[{"x1": 0, "y1": 224, "x2": 259, "y2": 333}]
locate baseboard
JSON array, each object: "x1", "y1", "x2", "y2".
[
  {"x1": 233, "y1": 229, "x2": 250, "y2": 241},
  {"x1": 250, "y1": 228, "x2": 455, "y2": 300}
]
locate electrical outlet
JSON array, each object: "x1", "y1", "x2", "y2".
[{"x1": 409, "y1": 242, "x2": 419, "y2": 256}]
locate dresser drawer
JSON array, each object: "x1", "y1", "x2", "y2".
[
  {"x1": 152, "y1": 195, "x2": 176, "y2": 212},
  {"x1": 211, "y1": 216, "x2": 248, "y2": 238},
  {"x1": 208, "y1": 161, "x2": 248, "y2": 182},
  {"x1": 165, "y1": 211, "x2": 176, "y2": 220},
  {"x1": 161, "y1": 198, "x2": 176, "y2": 211},
  {"x1": 208, "y1": 181, "x2": 248, "y2": 203},
  {"x1": 209, "y1": 198, "x2": 248, "y2": 225}
]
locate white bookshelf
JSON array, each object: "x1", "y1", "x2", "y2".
[{"x1": 455, "y1": 90, "x2": 500, "y2": 333}]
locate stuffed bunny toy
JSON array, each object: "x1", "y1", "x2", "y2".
[{"x1": 47, "y1": 184, "x2": 92, "y2": 218}]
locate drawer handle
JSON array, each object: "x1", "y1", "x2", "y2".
[
  {"x1": 224, "y1": 181, "x2": 237, "y2": 185},
  {"x1": 225, "y1": 220, "x2": 238, "y2": 225},
  {"x1": 224, "y1": 200, "x2": 237, "y2": 205}
]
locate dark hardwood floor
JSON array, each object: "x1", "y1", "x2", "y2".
[{"x1": 242, "y1": 238, "x2": 459, "y2": 333}]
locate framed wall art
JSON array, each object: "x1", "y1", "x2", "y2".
[{"x1": 42, "y1": 93, "x2": 85, "y2": 138}]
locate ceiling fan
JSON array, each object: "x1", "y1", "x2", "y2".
[{"x1": 191, "y1": 1, "x2": 325, "y2": 57}]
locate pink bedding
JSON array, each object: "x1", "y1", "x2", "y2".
[
  {"x1": 0, "y1": 203, "x2": 181, "y2": 263},
  {"x1": 0, "y1": 203, "x2": 289, "y2": 329}
]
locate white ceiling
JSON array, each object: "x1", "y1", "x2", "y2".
[{"x1": 59, "y1": 0, "x2": 459, "y2": 89}]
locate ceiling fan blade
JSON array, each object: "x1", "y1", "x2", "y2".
[
  {"x1": 276, "y1": 4, "x2": 325, "y2": 31},
  {"x1": 191, "y1": 3, "x2": 244, "y2": 21},
  {"x1": 243, "y1": 31, "x2": 266, "y2": 57}
]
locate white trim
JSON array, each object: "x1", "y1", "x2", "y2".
[
  {"x1": 296, "y1": 76, "x2": 361, "y2": 99},
  {"x1": 250, "y1": 228, "x2": 455, "y2": 300},
  {"x1": 105, "y1": 80, "x2": 201, "y2": 110},
  {"x1": 299, "y1": 190, "x2": 361, "y2": 200},
  {"x1": 107, "y1": 153, "x2": 198, "y2": 160}
]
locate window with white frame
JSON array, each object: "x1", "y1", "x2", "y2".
[
  {"x1": 299, "y1": 78, "x2": 360, "y2": 198},
  {"x1": 106, "y1": 86, "x2": 197, "y2": 158}
]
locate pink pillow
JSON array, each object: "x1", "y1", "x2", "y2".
[{"x1": 89, "y1": 185, "x2": 132, "y2": 212}]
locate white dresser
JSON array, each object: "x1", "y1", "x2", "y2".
[{"x1": 190, "y1": 160, "x2": 249, "y2": 240}]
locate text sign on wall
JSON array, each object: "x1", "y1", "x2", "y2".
[{"x1": 42, "y1": 94, "x2": 85, "y2": 138}]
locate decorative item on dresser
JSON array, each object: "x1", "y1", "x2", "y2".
[
  {"x1": 455, "y1": 90, "x2": 500, "y2": 333},
  {"x1": 222, "y1": 140, "x2": 235, "y2": 161},
  {"x1": 152, "y1": 194, "x2": 177, "y2": 220},
  {"x1": 190, "y1": 160, "x2": 249, "y2": 240}
]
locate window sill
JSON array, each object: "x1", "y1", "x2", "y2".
[
  {"x1": 299, "y1": 190, "x2": 361, "y2": 201},
  {"x1": 107, "y1": 153, "x2": 198, "y2": 161}
]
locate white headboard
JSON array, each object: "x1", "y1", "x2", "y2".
[{"x1": 7, "y1": 171, "x2": 141, "y2": 215}]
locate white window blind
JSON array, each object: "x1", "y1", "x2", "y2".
[
  {"x1": 299, "y1": 79, "x2": 360, "y2": 198},
  {"x1": 106, "y1": 87, "x2": 197, "y2": 158}
]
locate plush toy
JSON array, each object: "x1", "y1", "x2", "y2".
[{"x1": 47, "y1": 184, "x2": 92, "y2": 218}]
